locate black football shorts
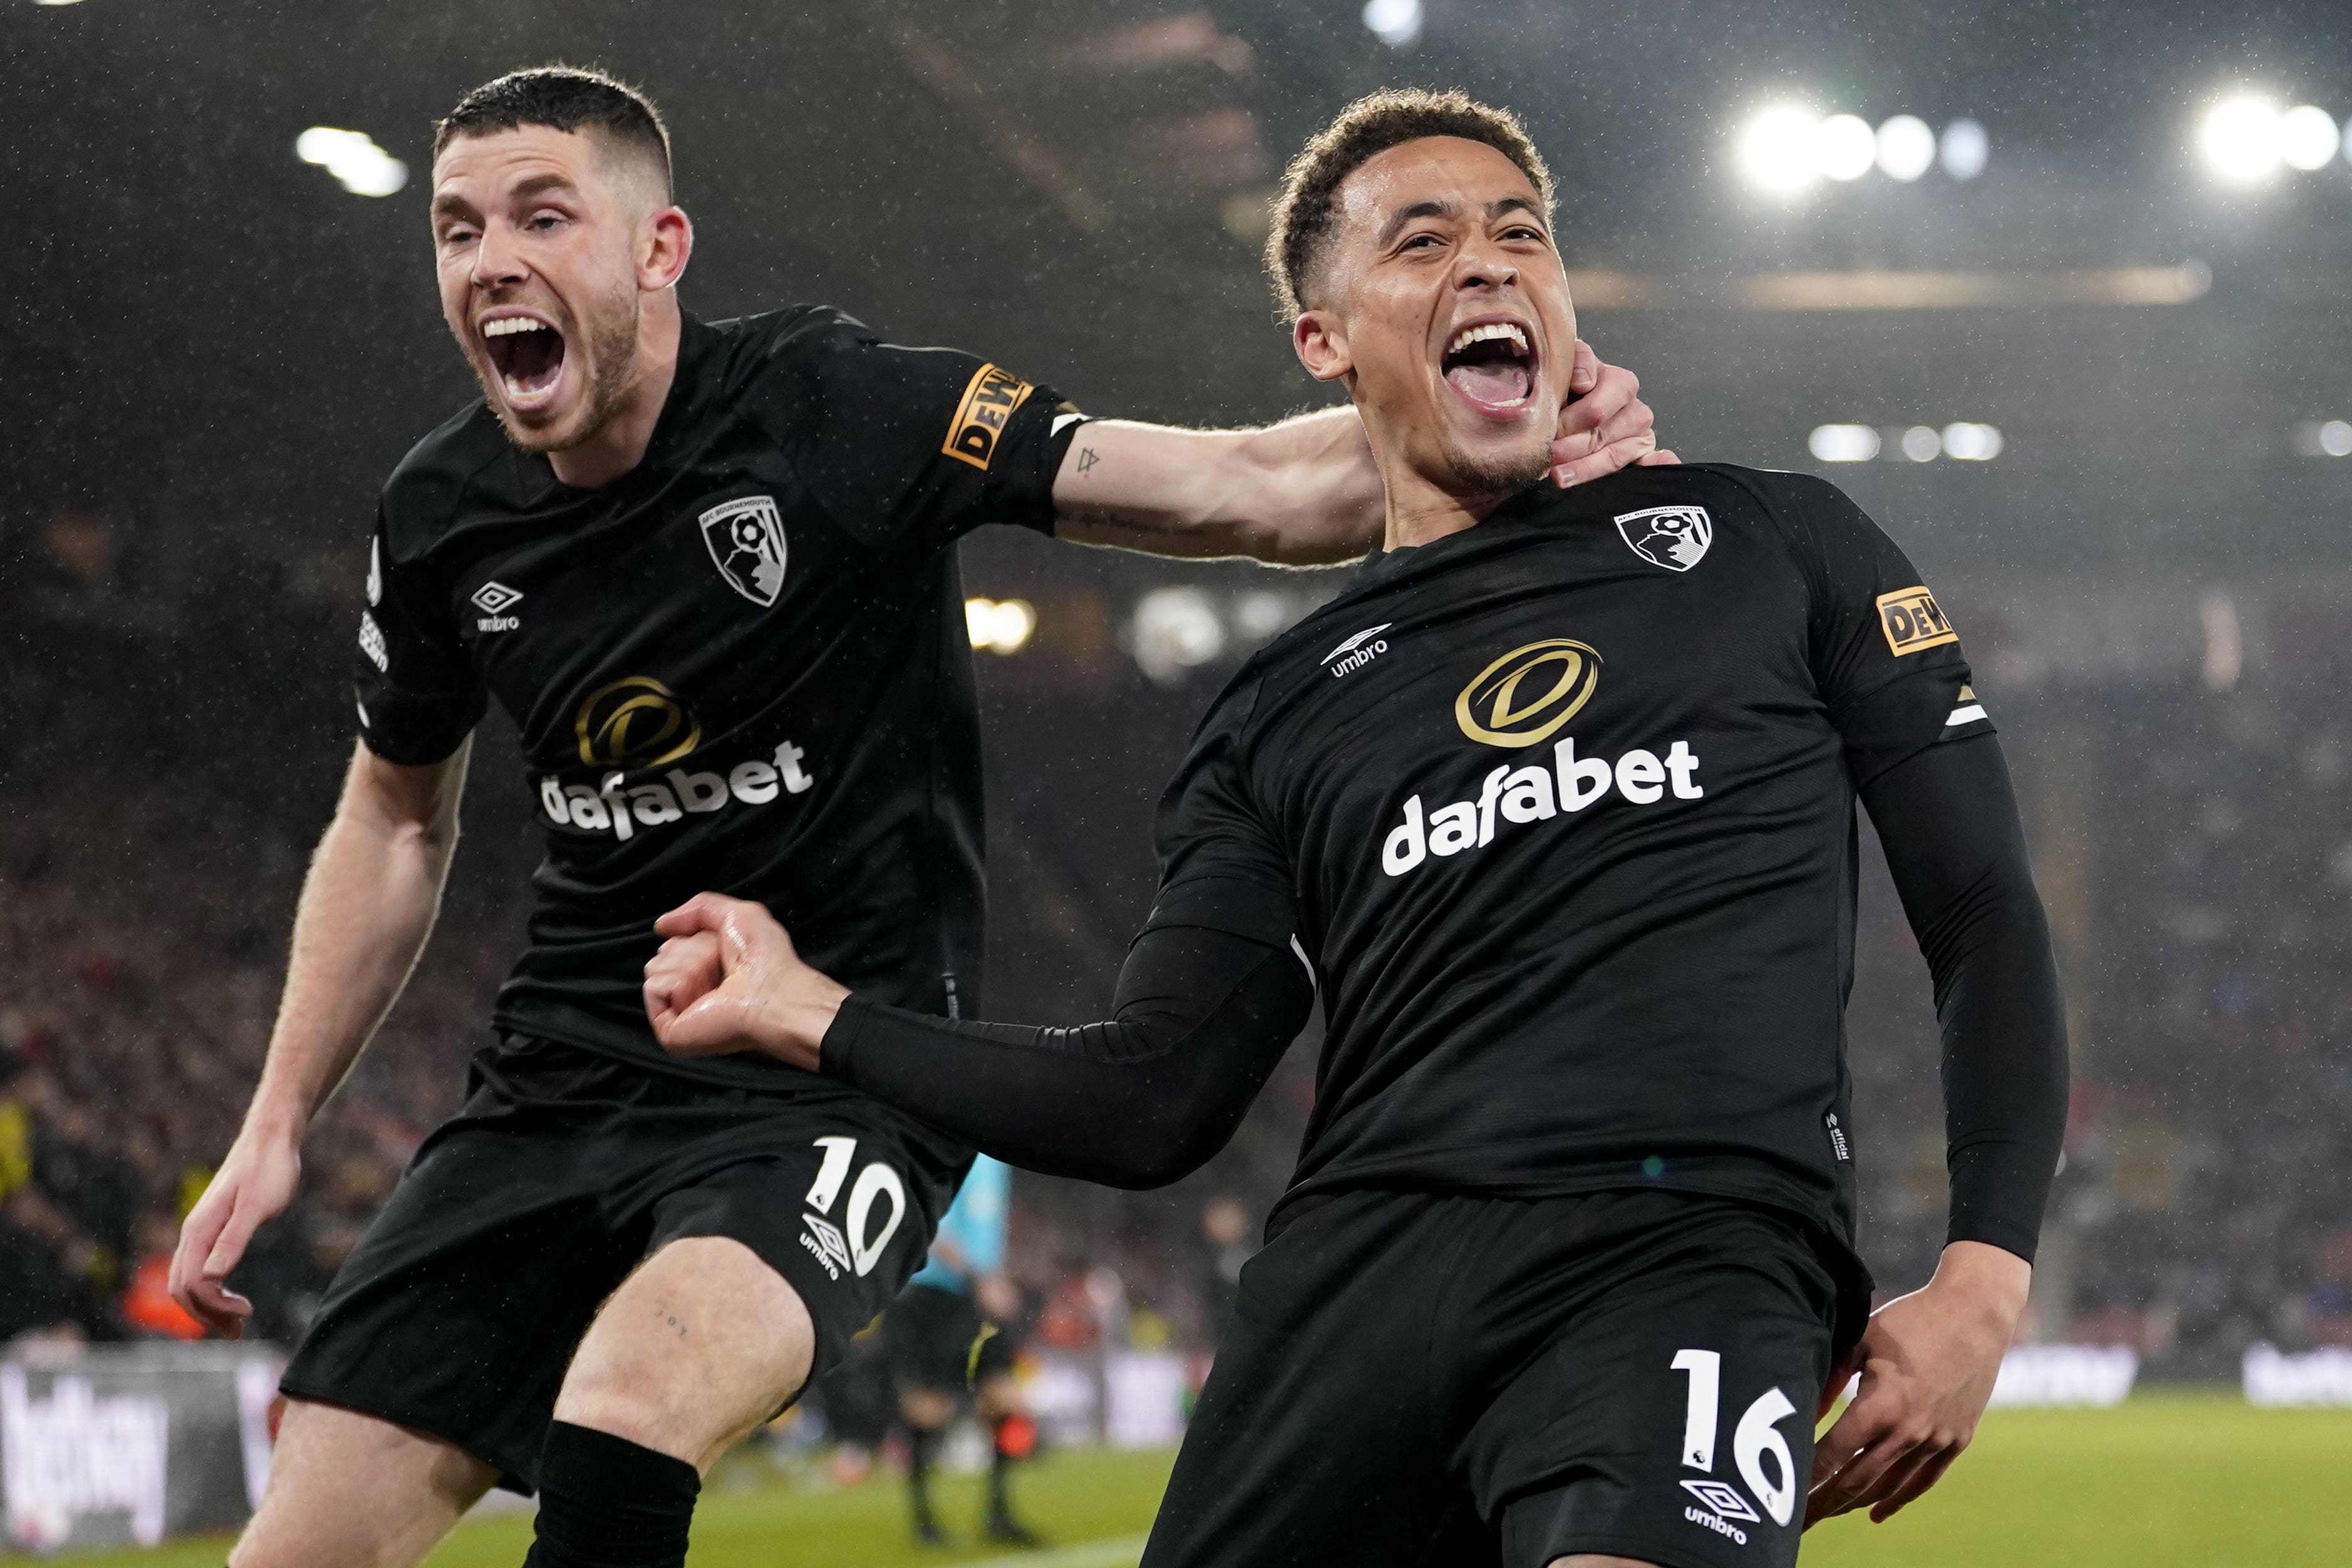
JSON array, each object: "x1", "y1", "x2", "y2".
[
  {"x1": 277, "y1": 1035, "x2": 962, "y2": 1493},
  {"x1": 1142, "y1": 1187, "x2": 1865, "y2": 1568}
]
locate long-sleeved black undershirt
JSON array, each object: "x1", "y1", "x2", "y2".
[
  {"x1": 822, "y1": 732, "x2": 2067, "y2": 1262},
  {"x1": 1859, "y1": 733, "x2": 2071, "y2": 1262}
]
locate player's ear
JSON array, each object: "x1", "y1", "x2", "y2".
[
  {"x1": 641, "y1": 204, "x2": 693, "y2": 293},
  {"x1": 1293, "y1": 308, "x2": 1351, "y2": 383}
]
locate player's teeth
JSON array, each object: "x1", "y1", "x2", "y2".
[{"x1": 1446, "y1": 324, "x2": 1530, "y2": 356}]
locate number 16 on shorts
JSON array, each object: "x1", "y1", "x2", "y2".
[
  {"x1": 799, "y1": 1136, "x2": 906, "y2": 1282},
  {"x1": 1672, "y1": 1348, "x2": 1799, "y2": 1542}
]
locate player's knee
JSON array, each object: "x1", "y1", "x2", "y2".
[
  {"x1": 556, "y1": 1236, "x2": 815, "y2": 1462},
  {"x1": 900, "y1": 1387, "x2": 954, "y2": 1430}
]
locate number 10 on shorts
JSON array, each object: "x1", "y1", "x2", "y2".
[
  {"x1": 799, "y1": 1136, "x2": 906, "y2": 1281},
  {"x1": 1672, "y1": 1349, "x2": 1799, "y2": 1528}
]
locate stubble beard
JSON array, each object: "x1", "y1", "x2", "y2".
[{"x1": 1439, "y1": 427, "x2": 1552, "y2": 498}]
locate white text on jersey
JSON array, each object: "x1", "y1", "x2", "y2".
[
  {"x1": 1383, "y1": 737, "x2": 1704, "y2": 876},
  {"x1": 538, "y1": 741, "x2": 817, "y2": 842}
]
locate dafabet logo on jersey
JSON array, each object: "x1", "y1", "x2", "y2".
[
  {"x1": 543, "y1": 675, "x2": 816, "y2": 843},
  {"x1": 942, "y1": 364, "x2": 1036, "y2": 471},
  {"x1": 1385, "y1": 635, "x2": 1703, "y2": 878},
  {"x1": 1455, "y1": 639, "x2": 1603, "y2": 748},
  {"x1": 575, "y1": 676, "x2": 702, "y2": 768},
  {"x1": 1876, "y1": 585, "x2": 1957, "y2": 656}
]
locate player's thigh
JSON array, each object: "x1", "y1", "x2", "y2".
[
  {"x1": 1142, "y1": 1194, "x2": 1464, "y2": 1568},
  {"x1": 1478, "y1": 1206, "x2": 1838, "y2": 1568},
  {"x1": 231, "y1": 1398, "x2": 496, "y2": 1568},
  {"x1": 555, "y1": 1234, "x2": 815, "y2": 1471},
  {"x1": 560, "y1": 1133, "x2": 947, "y2": 1468}
]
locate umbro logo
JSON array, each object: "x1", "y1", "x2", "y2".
[
  {"x1": 471, "y1": 580, "x2": 523, "y2": 632},
  {"x1": 1323, "y1": 624, "x2": 1391, "y2": 679},
  {"x1": 799, "y1": 1212, "x2": 852, "y2": 1281},
  {"x1": 1682, "y1": 1478, "x2": 1760, "y2": 1522}
]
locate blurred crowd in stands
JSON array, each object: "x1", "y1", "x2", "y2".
[{"x1": 3, "y1": 608, "x2": 2349, "y2": 1384}]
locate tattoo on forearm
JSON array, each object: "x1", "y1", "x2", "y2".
[{"x1": 1075, "y1": 446, "x2": 1099, "y2": 477}]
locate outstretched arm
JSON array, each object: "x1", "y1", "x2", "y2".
[
  {"x1": 644, "y1": 893, "x2": 1312, "y2": 1187},
  {"x1": 170, "y1": 737, "x2": 471, "y2": 1333},
  {"x1": 1807, "y1": 732, "x2": 2067, "y2": 1526},
  {"x1": 1053, "y1": 341, "x2": 1673, "y2": 564}
]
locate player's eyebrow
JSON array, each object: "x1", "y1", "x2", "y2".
[
  {"x1": 433, "y1": 172, "x2": 582, "y2": 223},
  {"x1": 1376, "y1": 194, "x2": 1545, "y2": 248},
  {"x1": 1488, "y1": 195, "x2": 1544, "y2": 227},
  {"x1": 508, "y1": 173, "x2": 581, "y2": 202},
  {"x1": 1377, "y1": 199, "x2": 1459, "y2": 248}
]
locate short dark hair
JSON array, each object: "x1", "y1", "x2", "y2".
[
  {"x1": 1265, "y1": 88, "x2": 1554, "y2": 316},
  {"x1": 433, "y1": 66, "x2": 673, "y2": 199}
]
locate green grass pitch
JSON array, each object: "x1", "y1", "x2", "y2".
[{"x1": 21, "y1": 1393, "x2": 2351, "y2": 1567}]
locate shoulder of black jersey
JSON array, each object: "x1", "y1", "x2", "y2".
[
  {"x1": 716, "y1": 303, "x2": 1005, "y2": 442},
  {"x1": 378, "y1": 398, "x2": 518, "y2": 559},
  {"x1": 698, "y1": 303, "x2": 873, "y2": 386}
]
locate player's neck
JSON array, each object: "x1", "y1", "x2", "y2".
[
  {"x1": 547, "y1": 298, "x2": 683, "y2": 491},
  {"x1": 1377, "y1": 455, "x2": 1517, "y2": 552}
]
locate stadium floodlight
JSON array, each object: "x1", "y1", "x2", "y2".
[
  {"x1": 1940, "y1": 118, "x2": 1989, "y2": 180},
  {"x1": 296, "y1": 127, "x2": 408, "y2": 197},
  {"x1": 964, "y1": 597, "x2": 1036, "y2": 655},
  {"x1": 2290, "y1": 420, "x2": 2352, "y2": 456},
  {"x1": 1941, "y1": 422, "x2": 2003, "y2": 461},
  {"x1": 1739, "y1": 106, "x2": 1821, "y2": 192},
  {"x1": 1876, "y1": 116, "x2": 1937, "y2": 182},
  {"x1": 2279, "y1": 105, "x2": 2341, "y2": 171},
  {"x1": 33, "y1": 1, "x2": 89, "y2": 7},
  {"x1": 1232, "y1": 591, "x2": 1296, "y2": 641},
  {"x1": 2199, "y1": 95, "x2": 2284, "y2": 182},
  {"x1": 1808, "y1": 425, "x2": 1880, "y2": 462},
  {"x1": 1900, "y1": 426, "x2": 1942, "y2": 462},
  {"x1": 1129, "y1": 587, "x2": 1224, "y2": 684},
  {"x1": 1814, "y1": 115, "x2": 1878, "y2": 181},
  {"x1": 1361, "y1": 0, "x2": 1422, "y2": 49}
]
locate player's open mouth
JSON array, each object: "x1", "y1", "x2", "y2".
[
  {"x1": 1441, "y1": 320, "x2": 1537, "y2": 418},
  {"x1": 480, "y1": 312, "x2": 567, "y2": 409}
]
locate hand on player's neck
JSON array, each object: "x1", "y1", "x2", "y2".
[{"x1": 548, "y1": 295, "x2": 683, "y2": 491}]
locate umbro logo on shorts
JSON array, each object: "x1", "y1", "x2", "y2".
[
  {"x1": 1682, "y1": 1478, "x2": 1760, "y2": 1523},
  {"x1": 800, "y1": 1212, "x2": 853, "y2": 1281}
]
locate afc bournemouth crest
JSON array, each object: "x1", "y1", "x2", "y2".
[
  {"x1": 699, "y1": 495, "x2": 788, "y2": 607},
  {"x1": 1613, "y1": 504, "x2": 1713, "y2": 572}
]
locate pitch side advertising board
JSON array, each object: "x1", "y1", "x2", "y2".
[{"x1": 0, "y1": 1344, "x2": 281, "y2": 1553}]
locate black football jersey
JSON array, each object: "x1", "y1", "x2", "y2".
[
  {"x1": 354, "y1": 308, "x2": 1078, "y2": 1086},
  {"x1": 1150, "y1": 464, "x2": 1991, "y2": 1248}
]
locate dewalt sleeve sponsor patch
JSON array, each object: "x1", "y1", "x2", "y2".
[
  {"x1": 1875, "y1": 585, "x2": 1957, "y2": 656},
  {"x1": 941, "y1": 363, "x2": 1037, "y2": 471}
]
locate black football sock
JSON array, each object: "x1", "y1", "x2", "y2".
[
  {"x1": 906, "y1": 1425, "x2": 942, "y2": 1531},
  {"x1": 986, "y1": 1425, "x2": 1013, "y2": 1522},
  {"x1": 521, "y1": 1422, "x2": 700, "y2": 1568}
]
